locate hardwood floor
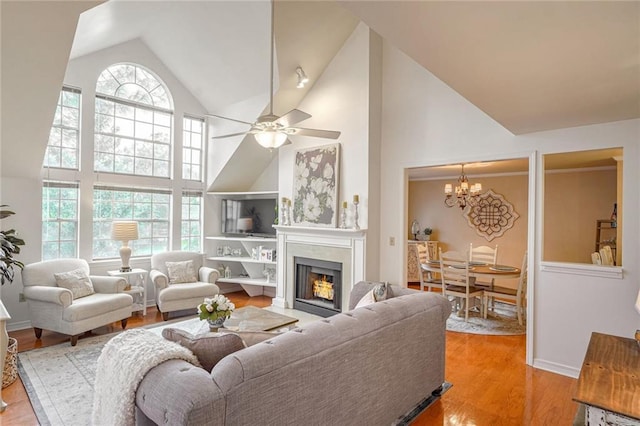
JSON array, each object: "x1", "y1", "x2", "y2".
[{"x1": 2, "y1": 291, "x2": 577, "y2": 425}]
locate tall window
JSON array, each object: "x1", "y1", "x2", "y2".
[
  {"x1": 93, "y1": 186, "x2": 171, "y2": 259},
  {"x1": 94, "y1": 64, "x2": 173, "y2": 177},
  {"x1": 42, "y1": 181, "x2": 79, "y2": 259},
  {"x1": 181, "y1": 191, "x2": 202, "y2": 252},
  {"x1": 183, "y1": 116, "x2": 204, "y2": 181},
  {"x1": 44, "y1": 87, "x2": 81, "y2": 169}
]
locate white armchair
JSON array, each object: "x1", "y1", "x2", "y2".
[
  {"x1": 21, "y1": 258, "x2": 133, "y2": 346},
  {"x1": 150, "y1": 251, "x2": 220, "y2": 320}
]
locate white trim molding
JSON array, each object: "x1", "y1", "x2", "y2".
[{"x1": 540, "y1": 261, "x2": 623, "y2": 279}]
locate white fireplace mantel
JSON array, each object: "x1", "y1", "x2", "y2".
[{"x1": 273, "y1": 226, "x2": 367, "y2": 311}]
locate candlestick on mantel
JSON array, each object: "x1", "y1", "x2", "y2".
[
  {"x1": 340, "y1": 201, "x2": 347, "y2": 229},
  {"x1": 353, "y1": 195, "x2": 360, "y2": 230}
]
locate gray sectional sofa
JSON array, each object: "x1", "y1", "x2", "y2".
[{"x1": 135, "y1": 282, "x2": 451, "y2": 425}]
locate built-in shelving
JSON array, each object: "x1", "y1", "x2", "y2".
[
  {"x1": 206, "y1": 256, "x2": 276, "y2": 265},
  {"x1": 205, "y1": 236, "x2": 276, "y2": 243},
  {"x1": 217, "y1": 277, "x2": 276, "y2": 287}
]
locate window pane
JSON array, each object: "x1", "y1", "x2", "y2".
[
  {"x1": 182, "y1": 116, "x2": 204, "y2": 182},
  {"x1": 181, "y1": 193, "x2": 202, "y2": 252},
  {"x1": 94, "y1": 64, "x2": 173, "y2": 178},
  {"x1": 42, "y1": 182, "x2": 79, "y2": 259},
  {"x1": 45, "y1": 88, "x2": 80, "y2": 170},
  {"x1": 92, "y1": 186, "x2": 170, "y2": 259}
]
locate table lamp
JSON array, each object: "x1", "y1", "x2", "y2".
[{"x1": 111, "y1": 221, "x2": 138, "y2": 272}]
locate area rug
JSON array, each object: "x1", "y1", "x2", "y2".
[
  {"x1": 17, "y1": 307, "x2": 320, "y2": 425},
  {"x1": 17, "y1": 316, "x2": 196, "y2": 426},
  {"x1": 446, "y1": 301, "x2": 525, "y2": 335}
]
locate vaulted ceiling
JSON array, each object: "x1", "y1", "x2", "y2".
[{"x1": 2, "y1": 1, "x2": 638, "y2": 179}]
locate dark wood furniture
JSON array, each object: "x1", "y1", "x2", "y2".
[{"x1": 573, "y1": 332, "x2": 640, "y2": 425}]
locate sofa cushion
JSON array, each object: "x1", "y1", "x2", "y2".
[
  {"x1": 62, "y1": 293, "x2": 133, "y2": 322},
  {"x1": 354, "y1": 282, "x2": 388, "y2": 309},
  {"x1": 54, "y1": 268, "x2": 95, "y2": 299},
  {"x1": 162, "y1": 328, "x2": 245, "y2": 372},
  {"x1": 166, "y1": 260, "x2": 197, "y2": 284}
]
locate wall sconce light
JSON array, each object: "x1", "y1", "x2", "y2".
[{"x1": 296, "y1": 66, "x2": 309, "y2": 88}]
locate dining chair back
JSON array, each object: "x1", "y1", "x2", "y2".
[
  {"x1": 415, "y1": 242, "x2": 442, "y2": 292},
  {"x1": 469, "y1": 243, "x2": 498, "y2": 265},
  {"x1": 469, "y1": 243, "x2": 498, "y2": 289},
  {"x1": 483, "y1": 251, "x2": 528, "y2": 325},
  {"x1": 599, "y1": 245, "x2": 614, "y2": 266},
  {"x1": 439, "y1": 249, "x2": 483, "y2": 322}
]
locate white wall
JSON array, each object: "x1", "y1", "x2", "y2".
[
  {"x1": 380, "y1": 39, "x2": 640, "y2": 376},
  {"x1": 278, "y1": 23, "x2": 379, "y2": 278}
]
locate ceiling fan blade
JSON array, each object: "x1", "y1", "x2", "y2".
[
  {"x1": 288, "y1": 127, "x2": 341, "y2": 139},
  {"x1": 206, "y1": 114, "x2": 254, "y2": 126},
  {"x1": 211, "y1": 131, "x2": 249, "y2": 139},
  {"x1": 274, "y1": 109, "x2": 312, "y2": 127}
]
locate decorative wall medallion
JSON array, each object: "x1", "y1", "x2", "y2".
[
  {"x1": 292, "y1": 143, "x2": 340, "y2": 227},
  {"x1": 464, "y1": 189, "x2": 519, "y2": 241}
]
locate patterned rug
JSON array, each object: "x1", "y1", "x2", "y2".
[
  {"x1": 446, "y1": 301, "x2": 526, "y2": 335},
  {"x1": 17, "y1": 307, "x2": 320, "y2": 425},
  {"x1": 17, "y1": 318, "x2": 190, "y2": 426}
]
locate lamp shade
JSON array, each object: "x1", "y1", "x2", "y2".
[
  {"x1": 111, "y1": 221, "x2": 139, "y2": 241},
  {"x1": 254, "y1": 131, "x2": 288, "y2": 149}
]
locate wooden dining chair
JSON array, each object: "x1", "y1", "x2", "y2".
[
  {"x1": 439, "y1": 249, "x2": 484, "y2": 322},
  {"x1": 416, "y1": 242, "x2": 442, "y2": 292},
  {"x1": 469, "y1": 243, "x2": 498, "y2": 266},
  {"x1": 483, "y1": 251, "x2": 528, "y2": 325},
  {"x1": 599, "y1": 245, "x2": 614, "y2": 266}
]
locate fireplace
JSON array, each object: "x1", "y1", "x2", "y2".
[{"x1": 294, "y1": 256, "x2": 342, "y2": 317}]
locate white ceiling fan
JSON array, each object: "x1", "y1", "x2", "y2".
[{"x1": 207, "y1": 0, "x2": 341, "y2": 149}]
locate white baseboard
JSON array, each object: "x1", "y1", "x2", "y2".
[
  {"x1": 7, "y1": 320, "x2": 32, "y2": 332},
  {"x1": 533, "y1": 358, "x2": 581, "y2": 379}
]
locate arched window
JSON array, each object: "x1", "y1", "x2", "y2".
[{"x1": 94, "y1": 63, "x2": 173, "y2": 177}]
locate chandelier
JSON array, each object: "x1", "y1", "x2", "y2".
[{"x1": 444, "y1": 164, "x2": 483, "y2": 209}]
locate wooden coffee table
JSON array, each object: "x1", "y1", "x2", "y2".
[{"x1": 222, "y1": 306, "x2": 299, "y2": 332}]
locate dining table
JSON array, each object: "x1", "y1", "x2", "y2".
[
  {"x1": 421, "y1": 260, "x2": 521, "y2": 280},
  {"x1": 421, "y1": 260, "x2": 521, "y2": 318}
]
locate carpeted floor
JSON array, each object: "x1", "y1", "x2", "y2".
[{"x1": 446, "y1": 301, "x2": 526, "y2": 335}]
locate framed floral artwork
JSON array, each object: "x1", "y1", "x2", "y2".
[{"x1": 292, "y1": 143, "x2": 340, "y2": 227}]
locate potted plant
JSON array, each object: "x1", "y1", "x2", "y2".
[
  {"x1": 1, "y1": 205, "x2": 24, "y2": 389},
  {"x1": 198, "y1": 294, "x2": 235, "y2": 331},
  {"x1": 422, "y1": 227, "x2": 433, "y2": 241},
  {"x1": 1, "y1": 205, "x2": 25, "y2": 285}
]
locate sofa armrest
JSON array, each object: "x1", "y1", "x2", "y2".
[
  {"x1": 199, "y1": 266, "x2": 220, "y2": 284},
  {"x1": 91, "y1": 275, "x2": 127, "y2": 293},
  {"x1": 23, "y1": 286, "x2": 73, "y2": 307},
  {"x1": 149, "y1": 270, "x2": 169, "y2": 290},
  {"x1": 136, "y1": 359, "x2": 225, "y2": 425}
]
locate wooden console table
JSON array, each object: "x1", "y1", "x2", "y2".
[{"x1": 573, "y1": 332, "x2": 640, "y2": 425}]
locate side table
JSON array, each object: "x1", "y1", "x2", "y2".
[
  {"x1": 107, "y1": 268, "x2": 149, "y2": 316},
  {"x1": 573, "y1": 332, "x2": 640, "y2": 425},
  {"x1": 0, "y1": 300, "x2": 10, "y2": 412}
]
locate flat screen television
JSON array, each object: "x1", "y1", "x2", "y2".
[{"x1": 221, "y1": 197, "x2": 277, "y2": 237}]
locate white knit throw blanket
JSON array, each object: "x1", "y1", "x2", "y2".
[{"x1": 91, "y1": 328, "x2": 200, "y2": 426}]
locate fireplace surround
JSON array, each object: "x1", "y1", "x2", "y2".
[{"x1": 273, "y1": 226, "x2": 366, "y2": 313}]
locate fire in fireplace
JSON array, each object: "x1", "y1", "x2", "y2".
[{"x1": 294, "y1": 256, "x2": 342, "y2": 317}]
